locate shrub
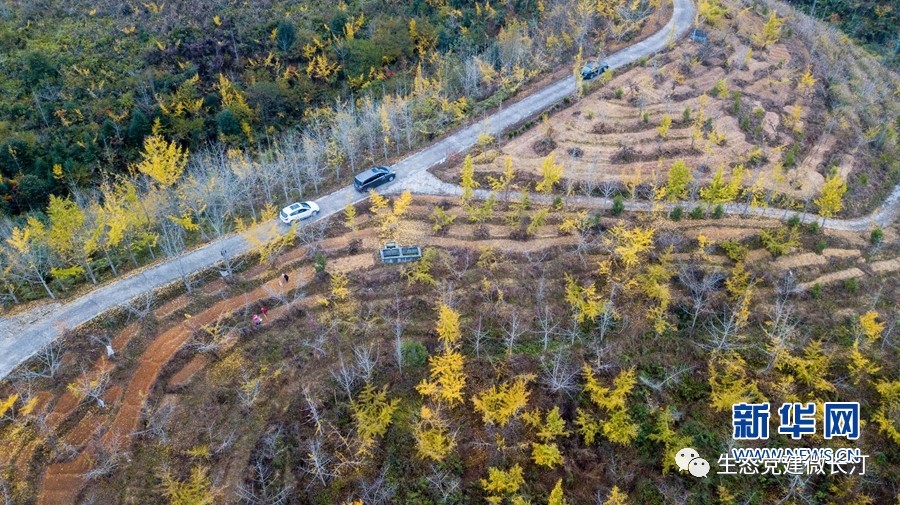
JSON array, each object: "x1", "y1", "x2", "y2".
[
  {"x1": 611, "y1": 195, "x2": 624, "y2": 216},
  {"x1": 712, "y1": 204, "x2": 724, "y2": 219},
  {"x1": 844, "y1": 277, "x2": 859, "y2": 294},
  {"x1": 689, "y1": 206, "x2": 704, "y2": 219},
  {"x1": 759, "y1": 226, "x2": 799, "y2": 257},
  {"x1": 401, "y1": 340, "x2": 428, "y2": 367},
  {"x1": 551, "y1": 195, "x2": 564, "y2": 210},
  {"x1": 814, "y1": 240, "x2": 826, "y2": 254},
  {"x1": 871, "y1": 227, "x2": 884, "y2": 245},
  {"x1": 615, "y1": 87, "x2": 624, "y2": 99},
  {"x1": 787, "y1": 214, "x2": 801, "y2": 228},
  {"x1": 313, "y1": 253, "x2": 327, "y2": 273},
  {"x1": 719, "y1": 239, "x2": 748, "y2": 262},
  {"x1": 810, "y1": 283, "x2": 821, "y2": 299},
  {"x1": 682, "y1": 107, "x2": 691, "y2": 122},
  {"x1": 670, "y1": 206, "x2": 683, "y2": 221},
  {"x1": 806, "y1": 221, "x2": 820, "y2": 234}
]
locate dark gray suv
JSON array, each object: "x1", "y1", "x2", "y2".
[{"x1": 354, "y1": 166, "x2": 396, "y2": 192}]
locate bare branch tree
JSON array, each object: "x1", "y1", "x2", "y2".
[
  {"x1": 353, "y1": 344, "x2": 378, "y2": 383},
  {"x1": 502, "y1": 311, "x2": 527, "y2": 355},
  {"x1": 535, "y1": 306, "x2": 560, "y2": 351},
  {"x1": 303, "y1": 435, "x2": 334, "y2": 488},
  {"x1": 331, "y1": 353, "x2": 359, "y2": 401},
  {"x1": 358, "y1": 466, "x2": 396, "y2": 505},
  {"x1": 541, "y1": 351, "x2": 579, "y2": 396}
]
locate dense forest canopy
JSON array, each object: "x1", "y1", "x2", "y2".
[
  {"x1": 785, "y1": 0, "x2": 898, "y2": 65},
  {"x1": 0, "y1": 0, "x2": 553, "y2": 215}
]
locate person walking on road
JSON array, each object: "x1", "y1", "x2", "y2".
[{"x1": 281, "y1": 272, "x2": 289, "y2": 285}]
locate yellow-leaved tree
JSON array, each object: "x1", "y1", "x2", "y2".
[
  {"x1": 436, "y1": 304, "x2": 461, "y2": 347},
  {"x1": 548, "y1": 479, "x2": 568, "y2": 505},
  {"x1": 418, "y1": 305, "x2": 467, "y2": 405},
  {"x1": 352, "y1": 383, "x2": 400, "y2": 456},
  {"x1": 872, "y1": 380, "x2": 900, "y2": 445},
  {"x1": 460, "y1": 155, "x2": 479, "y2": 204},
  {"x1": 481, "y1": 464, "x2": 525, "y2": 504},
  {"x1": 662, "y1": 160, "x2": 692, "y2": 201},
  {"x1": 708, "y1": 350, "x2": 766, "y2": 411},
  {"x1": 535, "y1": 152, "x2": 563, "y2": 194},
  {"x1": 815, "y1": 172, "x2": 846, "y2": 220},
  {"x1": 472, "y1": 375, "x2": 533, "y2": 427},
  {"x1": 648, "y1": 406, "x2": 694, "y2": 474},
  {"x1": 608, "y1": 225, "x2": 655, "y2": 270},
  {"x1": 413, "y1": 405, "x2": 457, "y2": 461},
  {"x1": 162, "y1": 465, "x2": 218, "y2": 505},
  {"x1": 859, "y1": 311, "x2": 884, "y2": 341},
  {"x1": 577, "y1": 366, "x2": 639, "y2": 445},
  {"x1": 523, "y1": 406, "x2": 570, "y2": 468},
  {"x1": 133, "y1": 120, "x2": 188, "y2": 187}
]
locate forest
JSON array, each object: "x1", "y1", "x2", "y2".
[{"x1": 0, "y1": 0, "x2": 663, "y2": 215}]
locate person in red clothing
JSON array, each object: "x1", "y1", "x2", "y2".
[{"x1": 260, "y1": 305, "x2": 268, "y2": 320}]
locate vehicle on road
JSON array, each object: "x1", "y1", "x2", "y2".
[
  {"x1": 279, "y1": 201, "x2": 320, "y2": 224},
  {"x1": 354, "y1": 166, "x2": 396, "y2": 192},
  {"x1": 580, "y1": 61, "x2": 609, "y2": 80}
]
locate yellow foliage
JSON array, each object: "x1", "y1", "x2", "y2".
[
  {"x1": 753, "y1": 11, "x2": 784, "y2": 48},
  {"x1": 523, "y1": 406, "x2": 570, "y2": 442},
  {"x1": 609, "y1": 225, "x2": 655, "y2": 270},
  {"x1": 472, "y1": 376, "x2": 532, "y2": 426},
  {"x1": 798, "y1": 66, "x2": 815, "y2": 91},
  {"x1": 531, "y1": 442, "x2": 563, "y2": 468},
  {"x1": 162, "y1": 466, "x2": 217, "y2": 505},
  {"x1": 603, "y1": 486, "x2": 630, "y2": 505},
  {"x1": 859, "y1": 311, "x2": 884, "y2": 341},
  {"x1": 417, "y1": 350, "x2": 466, "y2": 405},
  {"x1": 344, "y1": 204, "x2": 357, "y2": 231},
  {"x1": 133, "y1": 129, "x2": 188, "y2": 187},
  {"x1": 535, "y1": 153, "x2": 563, "y2": 194},
  {"x1": 481, "y1": 464, "x2": 524, "y2": 502},
  {"x1": 848, "y1": 341, "x2": 880, "y2": 384},
  {"x1": 436, "y1": 304, "x2": 462, "y2": 348},
  {"x1": 564, "y1": 274, "x2": 607, "y2": 323},
  {"x1": 575, "y1": 407, "x2": 602, "y2": 444},
  {"x1": 460, "y1": 155, "x2": 479, "y2": 202},
  {"x1": 329, "y1": 271, "x2": 351, "y2": 303},
  {"x1": 657, "y1": 114, "x2": 672, "y2": 139},
  {"x1": 778, "y1": 340, "x2": 836, "y2": 393},
  {"x1": 352, "y1": 383, "x2": 399, "y2": 455},
  {"x1": 648, "y1": 406, "x2": 694, "y2": 474},
  {"x1": 414, "y1": 405, "x2": 457, "y2": 461},
  {"x1": 0, "y1": 394, "x2": 19, "y2": 419},
  {"x1": 548, "y1": 479, "x2": 568, "y2": 505},
  {"x1": 708, "y1": 351, "x2": 766, "y2": 411},
  {"x1": 815, "y1": 173, "x2": 847, "y2": 217},
  {"x1": 873, "y1": 380, "x2": 900, "y2": 445}
]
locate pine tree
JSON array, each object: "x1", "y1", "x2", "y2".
[
  {"x1": 753, "y1": 11, "x2": 783, "y2": 48},
  {"x1": 609, "y1": 225, "x2": 655, "y2": 270},
  {"x1": 487, "y1": 156, "x2": 516, "y2": 204},
  {"x1": 417, "y1": 350, "x2": 466, "y2": 406},
  {"x1": 413, "y1": 405, "x2": 457, "y2": 461},
  {"x1": 603, "y1": 486, "x2": 630, "y2": 505}
]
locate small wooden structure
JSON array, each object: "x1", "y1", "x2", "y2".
[{"x1": 380, "y1": 242, "x2": 422, "y2": 264}]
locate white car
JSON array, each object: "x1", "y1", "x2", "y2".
[{"x1": 279, "y1": 201, "x2": 320, "y2": 224}]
